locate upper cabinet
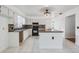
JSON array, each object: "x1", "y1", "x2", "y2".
[
  {"x1": 0, "y1": 6, "x2": 25, "y2": 25},
  {"x1": 8, "y1": 9, "x2": 14, "y2": 18},
  {"x1": 0, "y1": 6, "x2": 9, "y2": 16},
  {"x1": 0, "y1": 6, "x2": 14, "y2": 18}
]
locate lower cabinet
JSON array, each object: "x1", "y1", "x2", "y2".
[
  {"x1": 8, "y1": 29, "x2": 32, "y2": 48},
  {"x1": 0, "y1": 16, "x2": 8, "y2": 52},
  {"x1": 23, "y1": 30, "x2": 29, "y2": 41},
  {"x1": 8, "y1": 32, "x2": 19, "y2": 48},
  {"x1": 39, "y1": 33, "x2": 64, "y2": 49},
  {"x1": 23, "y1": 29, "x2": 32, "y2": 41}
]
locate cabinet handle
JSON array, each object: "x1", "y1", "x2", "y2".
[{"x1": 52, "y1": 37, "x2": 54, "y2": 39}]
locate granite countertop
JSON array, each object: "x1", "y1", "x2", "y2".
[
  {"x1": 39, "y1": 29, "x2": 64, "y2": 33},
  {"x1": 14, "y1": 29, "x2": 26, "y2": 32},
  {"x1": 39, "y1": 31, "x2": 63, "y2": 33},
  {"x1": 9, "y1": 28, "x2": 28, "y2": 32}
]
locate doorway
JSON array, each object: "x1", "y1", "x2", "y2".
[{"x1": 65, "y1": 14, "x2": 75, "y2": 48}]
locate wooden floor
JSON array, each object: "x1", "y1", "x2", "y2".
[
  {"x1": 66, "y1": 38, "x2": 75, "y2": 43},
  {"x1": 2, "y1": 37, "x2": 79, "y2": 53}
]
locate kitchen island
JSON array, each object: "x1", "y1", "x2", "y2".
[{"x1": 39, "y1": 31, "x2": 64, "y2": 49}]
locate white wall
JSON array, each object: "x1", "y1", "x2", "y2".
[
  {"x1": 62, "y1": 7, "x2": 79, "y2": 47},
  {"x1": 52, "y1": 15, "x2": 65, "y2": 31},
  {"x1": 75, "y1": 12, "x2": 79, "y2": 47},
  {"x1": 25, "y1": 16, "x2": 52, "y2": 29},
  {"x1": 65, "y1": 15, "x2": 75, "y2": 38}
]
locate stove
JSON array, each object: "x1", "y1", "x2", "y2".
[{"x1": 32, "y1": 22, "x2": 39, "y2": 36}]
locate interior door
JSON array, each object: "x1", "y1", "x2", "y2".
[{"x1": 65, "y1": 15, "x2": 75, "y2": 42}]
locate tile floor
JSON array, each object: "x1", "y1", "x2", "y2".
[{"x1": 2, "y1": 36, "x2": 79, "y2": 53}]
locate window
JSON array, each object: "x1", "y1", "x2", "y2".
[{"x1": 14, "y1": 16, "x2": 25, "y2": 28}]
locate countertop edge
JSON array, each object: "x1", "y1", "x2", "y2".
[{"x1": 39, "y1": 31, "x2": 64, "y2": 33}]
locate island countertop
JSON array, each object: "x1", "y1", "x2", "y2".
[
  {"x1": 39, "y1": 30, "x2": 64, "y2": 33},
  {"x1": 39, "y1": 30, "x2": 64, "y2": 49}
]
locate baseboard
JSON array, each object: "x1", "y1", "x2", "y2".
[{"x1": 0, "y1": 47, "x2": 8, "y2": 53}]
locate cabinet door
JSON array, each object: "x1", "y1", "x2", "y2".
[
  {"x1": 0, "y1": 16, "x2": 8, "y2": 49},
  {"x1": 8, "y1": 9, "x2": 14, "y2": 17},
  {"x1": 8, "y1": 16, "x2": 14, "y2": 24},
  {"x1": 39, "y1": 33, "x2": 64, "y2": 49},
  {"x1": 8, "y1": 32, "x2": 19, "y2": 48},
  {"x1": 39, "y1": 33, "x2": 55, "y2": 49},
  {"x1": 1, "y1": 6, "x2": 8, "y2": 16},
  {"x1": 23, "y1": 30, "x2": 29, "y2": 40},
  {"x1": 51, "y1": 33, "x2": 64, "y2": 48}
]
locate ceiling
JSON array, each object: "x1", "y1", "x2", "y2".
[{"x1": 13, "y1": 5, "x2": 79, "y2": 17}]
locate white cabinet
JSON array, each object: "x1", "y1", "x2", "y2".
[
  {"x1": 28, "y1": 29, "x2": 32, "y2": 36},
  {"x1": 23, "y1": 29, "x2": 32, "y2": 41},
  {"x1": 8, "y1": 18, "x2": 14, "y2": 24},
  {"x1": 0, "y1": 6, "x2": 15, "y2": 24},
  {"x1": 0, "y1": 6, "x2": 9, "y2": 16},
  {"x1": 39, "y1": 33, "x2": 64, "y2": 49},
  {"x1": 8, "y1": 32, "x2": 19, "y2": 48},
  {"x1": 8, "y1": 9, "x2": 14, "y2": 17},
  {"x1": 0, "y1": 6, "x2": 14, "y2": 18},
  {"x1": 23, "y1": 30, "x2": 29, "y2": 41},
  {"x1": 0, "y1": 16, "x2": 8, "y2": 52}
]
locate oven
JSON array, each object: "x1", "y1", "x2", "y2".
[{"x1": 32, "y1": 22, "x2": 39, "y2": 36}]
